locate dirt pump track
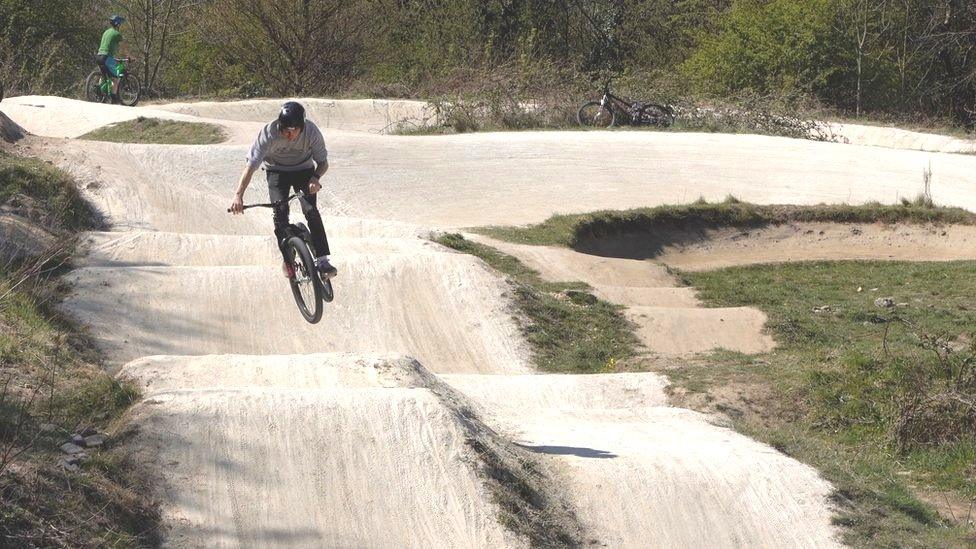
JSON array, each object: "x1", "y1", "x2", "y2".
[{"x1": 6, "y1": 95, "x2": 976, "y2": 547}]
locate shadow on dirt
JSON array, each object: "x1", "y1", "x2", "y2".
[
  {"x1": 573, "y1": 225, "x2": 742, "y2": 261},
  {"x1": 517, "y1": 444, "x2": 618, "y2": 459}
]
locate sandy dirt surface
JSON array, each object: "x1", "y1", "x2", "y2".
[
  {"x1": 0, "y1": 97, "x2": 886, "y2": 547},
  {"x1": 828, "y1": 121, "x2": 976, "y2": 154}
]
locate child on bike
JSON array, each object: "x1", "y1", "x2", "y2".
[
  {"x1": 94, "y1": 15, "x2": 126, "y2": 104},
  {"x1": 229, "y1": 101, "x2": 338, "y2": 279}
]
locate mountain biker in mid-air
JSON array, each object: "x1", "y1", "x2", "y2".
[
  {"x1": 229, "y1": 101, "x2": 338, "y2": 279},
  {"x1": 94, "y1": 15, "x2": 126, "y2": 104}
]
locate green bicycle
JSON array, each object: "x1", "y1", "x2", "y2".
[{"x1": 84, "y1": 58, "x2": 140, "y2": 106}]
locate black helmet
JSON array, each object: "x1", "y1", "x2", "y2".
[
  {"x1": 109, "y1": 15, "x2": 125, "y2": 27},
  {"x1": 278, "y1": 101, "x2": 306, "y2": 131}
]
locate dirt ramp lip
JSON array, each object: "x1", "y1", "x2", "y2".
[
  {"x1": 152, "y1": 98, "x2": 435, "y2": 133},
  {"x1": 121, "y1": 353, "x2": 436, "y2": 393},
  {"x1": 576, "y1": 222, "x2": 976, "y2": 270},
  {"x1": 443, "y1": 372, "x2": 671, "y2": 412},
  {"x1": 78, "y1": 231, "x2": 444, "y2": 268}
]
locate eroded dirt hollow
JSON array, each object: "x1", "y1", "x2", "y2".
[{"x1": 6, "y1": 95, "x2": 976, "y2": 547}]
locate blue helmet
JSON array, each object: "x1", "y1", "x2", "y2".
[{"x1": 109, "y1": 15, "x2": 125, "y2": 27}]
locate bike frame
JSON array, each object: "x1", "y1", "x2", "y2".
[
  {"x1": 599, "y1": 82, "x2": 632, "y2": 113},
  {"x1": 99, "y1": 58, "x2": 127, "y2": 90}
]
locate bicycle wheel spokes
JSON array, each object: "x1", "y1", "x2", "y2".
[
  {"x1": 577, "y1": 101, "x2": 615, "y2": 128},
  {"x1": 295, "y1": 262, "x2": 316, "y2": 308},
  {"x1": 286, "y1": 239, "x2": 323, "y2": 323}
]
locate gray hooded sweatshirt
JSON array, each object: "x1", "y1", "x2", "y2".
[{"x1": 246, "y1": 119, "x2": 328, "y2": 172}]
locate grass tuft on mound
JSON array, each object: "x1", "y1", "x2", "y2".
[
  {"x1": 475, "y1": 198, "x2": 976, "y2": 248},
  {"x1": 80, "y1": 116, "x2": 225, "y2": 144},
  {"x1": 434, "y1": 233, "x2": 642, "y2": 373}
]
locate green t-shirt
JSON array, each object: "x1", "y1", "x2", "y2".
[{"x1": 97, "y1": 27, "x2": 122, "y2": 56}]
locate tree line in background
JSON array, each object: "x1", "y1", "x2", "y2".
[{"x1": 1, "y1": 0, "x2": 974, "y2": 126}]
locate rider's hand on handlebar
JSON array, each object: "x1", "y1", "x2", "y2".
[
  {"x1": 308, "y1": 178, "x2": 322, "y2": 195},
  {"x1": 229, "y1": 194, "x2": 244, "y2": 214}
]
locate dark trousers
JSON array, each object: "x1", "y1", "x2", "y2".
[
  {"x1": 94, "y1": 54, "x2": 112, "y2": 79},
  {"x1": 267, "y1": 168, "x2": 331, "y2": 260}
]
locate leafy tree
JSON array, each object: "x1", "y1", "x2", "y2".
[
  {"x1": 0, "y1": 0, "x2": 98, "y2": 96},
  {"x1": 201, "y1": 0, "x2": 373, "y2": 95},
  {"x1": 682, "y1": 0, "x2": 851, "y2": 100}
]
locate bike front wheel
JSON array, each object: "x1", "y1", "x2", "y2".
[
  {"x1": 286, "y1": 237, "x2": 324, "y2": 323},
  {"x1": 118, "y1": 75, "x2": 141, "y2": 107},
  {"x1": 577, "y1": 101, "x2": 615, "y2": 128},
  {"x1": 84, "y1": 70, "x2": 106, "y2": 103}
]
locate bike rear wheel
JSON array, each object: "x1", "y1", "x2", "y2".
[
  {"x1": 119, "y1": 75, "x2": 141, "y2": 107},
  {"x1": 286, "y1": 237, "x2": 324, "y2": 323},
  {"x1": 84, "y1": 70, "x2": 107, "y2": 103},
  {"x1": 577, "y1": 101, "x2": 615, "y2": 128},
  {"x1": 640, "y1": 104, "x2": 675, "y2": 128}
]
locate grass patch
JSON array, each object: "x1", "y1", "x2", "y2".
[
  {"x1": 80, "y1": 116, "x2": 225, "y2": 144},
  {"x1": 0, "y1": 149, "x2": 159, "y2": 545},
  {"x1": 0, "y1": 150, "x2": 102, "y2": 232},
  {"x1": 475, "y1": 198, "x2": 976, "y2": 248},
  {"x1": 676, "y1": 260, "x2": 976, "y2": 547},
  {"x1": 433, "y1": 233, "x2": 642, "y2": 373}
]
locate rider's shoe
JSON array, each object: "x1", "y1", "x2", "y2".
[
  {"x1": 316, "y1": 256, "x2": 337, "y2": 278},
  {"x1": 282, "y1": 261, "x2": 295, "y2": 279},
  {"x1": 110, "y1": 94, "x2": 121, "y2": 105}
]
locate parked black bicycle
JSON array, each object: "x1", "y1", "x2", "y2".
[
  {"x1": 577, "y1": 80, "x2": 675, "y2": 129},
  {"x1": 229, "y1": 192, "x2": 334, "y2": 323}
]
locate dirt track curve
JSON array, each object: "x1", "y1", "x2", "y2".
[{"x1": 5, "y1": 95, "x2": 976, "y2": 547}]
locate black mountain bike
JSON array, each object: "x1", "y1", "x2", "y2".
[
  {"x1": 578, "y1": 80, "x2": 675, "y2": 129},
  {"x1": 230, "y1": 192, "x2": 334, "y2": 323}
]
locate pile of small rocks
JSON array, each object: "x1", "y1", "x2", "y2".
[{"x1": 57, "y1": 427, "x2": 107, "y2": 472}]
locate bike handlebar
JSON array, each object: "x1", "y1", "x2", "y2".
[{"x1": 228, "y1": 191, "x2": 304, "y2": 213}]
